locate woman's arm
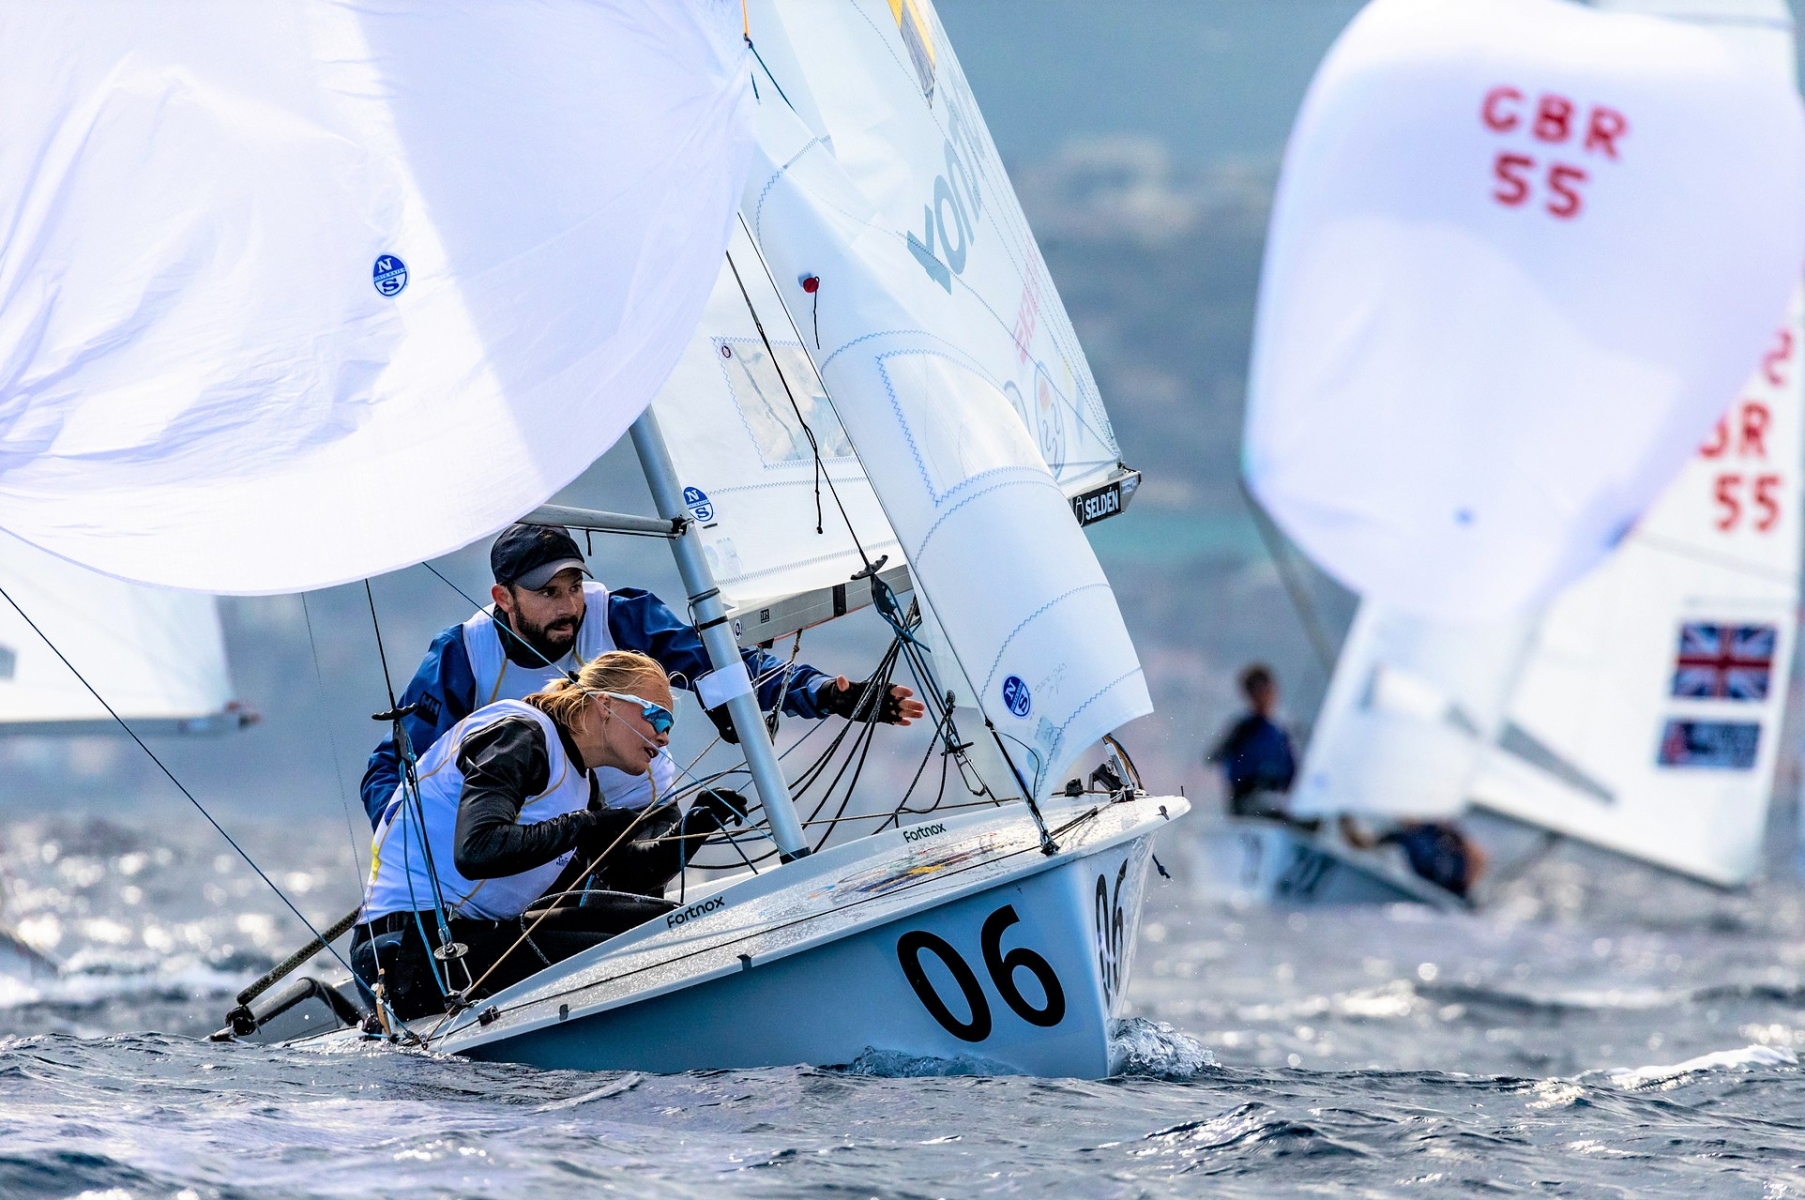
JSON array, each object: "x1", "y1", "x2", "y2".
[{"x1": 452, "y1": 717, "x2": 597, "y2": 879}]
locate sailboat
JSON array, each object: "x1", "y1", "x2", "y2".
[
  {"x1": 1205, "y1": 0, "x2": 1805, "y2": 906},
  {"x1": 402, "y1": 0, "x2": 1173, "y2": 1077},
  {"x1": 0, "y1": 1, "x2": 1178, "y2": 1076}
]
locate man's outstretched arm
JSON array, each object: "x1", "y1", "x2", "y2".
[{"x1": 606, "y1": 587, "x2": 834, "y2": 717}]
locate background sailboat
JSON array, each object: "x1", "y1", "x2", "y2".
[
  {"x1": 1217, "y1": 0, "x2": 1805, "y2": 904},
  {"x1": 0, "y1": 532, "x2": 248, "y2": 737}
]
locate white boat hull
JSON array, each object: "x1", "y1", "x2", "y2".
[
  {"x1": 1189, "y1": 815, "x2": 1465, "y2": 910},
  {"x1": 431, "y1": 794, "x2": 1185, "y2": 1078}
]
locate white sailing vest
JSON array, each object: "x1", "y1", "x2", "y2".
[
  {"x1": 462, "y1": 580, "x2": 674, "y2": 809},
  {"x1": 366, "y1": 701, "x2": 590, "y2": 922}
]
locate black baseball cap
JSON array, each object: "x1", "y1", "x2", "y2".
[{"x1": 491, "y1": 523, "x2": 592, "y2": 590}]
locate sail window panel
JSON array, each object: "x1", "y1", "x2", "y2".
[
  {"x1": 875, "y1": 351, "x2": 1046, "y2": 505},
  {"x1": 653, "y1": 229, "x2": 901, "y2": 615},
  {"x1": 714, "y1": 338, "x2": 854, "y2": 467}
]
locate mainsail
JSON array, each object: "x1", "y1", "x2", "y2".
[
  {"x1": 0, "y1": 2, "x2": 751, "y2": 595},
  {"x1": 731, "y1": 0, "x2": 1151, "y2": 797},
  {"x1": 1245, "y1": 0, "x2": 1805, "y2": 622},
  {"x1": 1470, "y1": 304, "x2": 1802, "y2": 883},
  {"x1": 0, "y1": 532, "x2": 242, "y2": 734}
]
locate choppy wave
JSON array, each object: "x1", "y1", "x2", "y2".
[{"x1": 1603, "y1": 1044, "x2": 1800, "y2": 1091}]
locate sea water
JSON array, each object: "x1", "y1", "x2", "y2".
[{"x1": 5, "y1": 812, "x2": 1805, "y2": 1198}]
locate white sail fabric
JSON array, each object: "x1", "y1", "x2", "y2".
[
  {"x1": 1245, "y1": 0, "x2": 1805, "y2": 622},
  {"x1": 0, "y1": 531, "x2": 237, "y2": 733},
  {"x1": 1466, "y1": 273, "x2": 1803, "y2": 883},
  {"x1": 651, "y1": 220, "x2": 901, "y2": 612},
  {"x1": 1452, "y1": 0, "x2": 1805, "y2": 890},
  {"x1": 1290, "y1": 603, "x2": 1538, "y2": 818},
  {"x1": 0, "y1": 2, "x2": 750, "y2": 595},
  {"x1": 745, "y1": 1, "x2": 1127, "y2": 497},
  {"x1": 736, "y1": 0, "x2": 1150, "y2": 795}
]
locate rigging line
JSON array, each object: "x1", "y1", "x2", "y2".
[
  {"x1": 0, "y1": 583, "x2": 362, "y2": 985},
  {"x1": 364, "y1": 581, "x2": 461, "y2": 970},
  {"x1": 873, "y1": 705, "x2": 958, "y2": 833},
  {"x1": 1630, "y1": 532, "x2": 1800, "y2": 586},
  {"x1": 301, "y1": 592, "x2": 395, "y2": 1011},
  {"x1": 803, "y1": 644, "x2": 903, "y2": 850},
  {"x1": 1238, "y1": 476, "x2": 1338, "y2": 677},
  {"x1": 745, "y1": 39, "x2": 796, "y2": 112},
  {"x1": 420, "y1": 784, "x2": 679, "y2": 1045},
  {"x1": 724, "y1": 248, "x2": 876, "y2": 561}
]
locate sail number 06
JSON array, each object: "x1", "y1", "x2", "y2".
[{"x1": 896, "y1": 904, "x2": 1066, "y2": 1041}]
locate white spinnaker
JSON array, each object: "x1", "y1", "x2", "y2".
[
  {"x1": 651, "y1": 220, "x2": 901, "y2": 613},
  {"x1": 0, "y1": 2, "x2": 749, "y2": 594},
  {"x1": 1245, "y1": 0, "x2": 1805, "y2": 622},
  {"x1": 0, "y1": 532, "x2": 236, "y2": 732},
  {"x1": 738, "y1": 0, "x2": 1149, "y2": 795}
]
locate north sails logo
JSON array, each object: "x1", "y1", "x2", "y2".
[
  {"x1": 665, "y1": 896, "x2": 726, "y2": 929},
  {"x1": 372, "y1": 254, "x2": 408, "y2": 297},
  {"x1": 902, "y1": 822, "x2": 946, "y2": 843}
]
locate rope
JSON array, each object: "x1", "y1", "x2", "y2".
[
  {"x1": 302, "y1": 595, "x2": 368, "y2": 882},
  {"x1": 421, "y1": 777, "x2": 675, "y2": 1045},
  {"x1": 724, "y1": 248, "x2": 877, "y2": 564},
  {"x1": 364, "y1": 581, "x2": 466, "y2": 993},
  {"x1": 464, "y1": 800, "x2": 1117, "y2": 1031},
  {"x1": 302, "y1": 593, "x2": 394, "y2": 1020}
]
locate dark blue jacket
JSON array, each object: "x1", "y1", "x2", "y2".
[
  {"x1": 1208, "y1": 713, "x2": 1297, "y2": 802},
  {"x1": 359, "y1": 587, "x2": 832, "y2": 826}
]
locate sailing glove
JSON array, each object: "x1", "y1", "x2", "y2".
[
  {"x1": 692, "y1": 787, "x2": 748, "y2": 829},
  {"x1": 817, "y1": 676, "x2": 909, "y2": 724},
  {"x1": 705, "y1": 703, "x2": 778, "y2": 745}
]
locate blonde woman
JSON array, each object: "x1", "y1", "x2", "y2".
[{"x1": 352, "y1": 651, "x2": 740, "y2": 1019}]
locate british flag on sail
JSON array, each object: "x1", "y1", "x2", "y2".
[{"x1": 1670, "y1": 622, "x2": 1777, "y2": 701}]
